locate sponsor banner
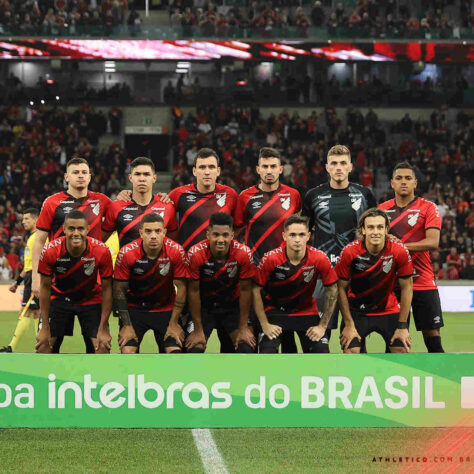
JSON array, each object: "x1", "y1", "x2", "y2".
[
  {"x1": 0, "y1": 354, "x2": 473, "y2": 428},
  {"x1": 438, "y1": 286, "x2": 474, "y2": 312}
]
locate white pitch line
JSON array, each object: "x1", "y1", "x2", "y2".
[{"x1": 192, "y1": 428, "x2": 229, "y2": 474}]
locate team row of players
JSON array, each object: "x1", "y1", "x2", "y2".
[{"x1": 31, "y1": 145, "x2": 444, "y2": 353}]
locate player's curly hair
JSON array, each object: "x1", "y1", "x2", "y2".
[{"x1": 356, "y1": 208, "x2": 390, "y2": 241}]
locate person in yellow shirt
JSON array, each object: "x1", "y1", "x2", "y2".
[
  {"x1": 1, "y1": 208, "x2": 40, "y2": 352},
  {"x1": 105, "y1": 231, "x2": 120, "y2": 267}
]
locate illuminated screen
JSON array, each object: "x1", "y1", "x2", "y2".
[{"x1": 0, "y1": 40, "x2": 471, "y2": 62}]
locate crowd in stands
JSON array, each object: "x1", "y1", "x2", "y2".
[
  {"x1": 168, "y1": 0, "x2": 472, "y2": 38},
  {"x1": 170, "y1": 104, "x2": 474, "y2": 279},
  {"x1": 0, "y1": 0, "x2": 143, "y2": 36},
  {"x1": 0, "y1": 104, "x2": 125, "y2": 280}
]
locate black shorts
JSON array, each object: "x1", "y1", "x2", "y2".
[
  {"x1": 314, "y1": 279, "x2": 339, "y2": 330},
  {"x1": 259, "y1": 310, "x2": 330, "y2": 353},
  {"x1": 22, "y1": 272, "x2": 39, "y2": 310},
  {"x1": 123, "y1": 309, "x2": 179, "y2": 349},
  {"x1": 342, "y1": 312, "x2": 403, "y2": 349},
  {"x1": 49, "y1": 300, "x2": 101, "y2": 339},
  {"x1": 187, "y1": 306, "x2": 241, "y2": 340},
  {"x1": 411, "y1": 289, "x2": 444, "y2": 331}
]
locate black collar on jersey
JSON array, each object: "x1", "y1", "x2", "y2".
[
  {"x1": 192, "y1": 182, "x2": 217, "y2": 195},
  {"x1": 256, "y1": 183, "x2": 281, "y2": 194},
  {"x1": 395, "y1": 196, "x2": 418, "y2": 211},
  {"x1": 65, "y1": 190, "x2": 90, "y2": 201}
]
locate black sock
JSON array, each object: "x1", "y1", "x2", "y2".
[{"x1": 423, "y1": 335, "x2": 444, "y2": 353}]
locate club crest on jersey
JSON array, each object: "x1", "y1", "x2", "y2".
[
  {"x1": 351, "y1": 198, "x2": 362, "y2": 211},
  {"x1": 382, "y1": 257, "x2": 393, "y2": 273},
  {"x1": 303, "y1": 268, "x2": 314, "y2": 283},
  {"x1": 159, "y1": 262, "x2": 170, "y2": 276},
  {"x1": 227, "y1": 265, "x2": 238, "y2": 279},
  {"x1": 90, "y1": 203, "x2": 100, "y2": 216},
  {"x1": 84, "y1": 261, "x2": 95, "y2": 276},
  {"x1": 280, "y1": 197, "x2": 290, "y2": 210},
  {"x1": 215, "y1": 193, "x2": 227, "y2": 207},
  {"x1": 408, "y1": 212, "x2": 419, "y2": 226},
  {"x1": 123, "y1": 214, "x2": 134, "y2": 222}
]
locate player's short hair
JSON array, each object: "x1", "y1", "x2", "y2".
[
  {"x1": 193, "y1": 148, "x2": 220, "y2": 167},
  {"x1": 357, "y1": 208, "x2": 390, "y2": 240},
  {"x1": 140, "y1": 212, "x2": 164, "y2": 227},
  {"x1": 209, "y1": 212, "x2": 233, "y2": 228},
  {"x1": 66, "y1": 157, "x2": 89, "y2": 169},
  {"x1": 258, "y1": 147, "x2": 281, "y2": 162},
  {"x1": 23, "y1": 208, "x2": 39, "y2": 218},
  {"x1": 130, "y1": 157, "x2": 155, "y2": 173},
  {"x1": 392, "y1": 161, "x2": 416, "y2": 177},
  {"x1": 64, "y1": 210, "x2": 88, "y2": 224},
  {"x1": 327, "y1": 145, "x2": 351, "y2": 161},
  {"x1": 284, "y1": 215, "x2": 310, "y2": 230}
]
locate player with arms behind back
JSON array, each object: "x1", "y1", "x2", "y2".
[
  {"x1": 379, "y1": 162, "x2": 445, "y2": 352},
  {"x1": 113, "y1": 213, "x2": 188, "y2": 354},
  {"x1": 253, "y1": 215, "x2": 338, "y2": 353},
  {"x1": 336, "y1": 208, "x2": 413, "y2": 354},
  {"x1": 36, "y1": 211, "x2": 113, "y2": 354},
  {"x1": 186, "y1": 213, "x2": 256, "y2": 353}
]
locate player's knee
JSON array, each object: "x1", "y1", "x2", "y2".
[
  {"x1": 307, "y1": 339, "x2": 330, "y2": 354},
  {"x1": 343, "y1": 347, "x2": 360, "y2": 354},
  {"x1": 423, "y1": 335, "x2": 444, "y2": 353},
  {"x1": 36, "y1": 343, "x2": 52, "y2": 354},
  {"x1": 188, "y1": 346, "x2": 205, "y2": 353},
  {"x1": 258, "y1": 335, "x2": 279, "y2": 354},
  {"x1": 236, "y1": 342, "x2": 255, "y2": 353},
  {"x1": 121, "y1": 346, "x2": 138, "y2": 354},
  {"x1": 389, "y1": 346, "x2": 408, "y2": 354},
  {"x1": 166, "y1": 347, "x2": 182, "y2": 354}
]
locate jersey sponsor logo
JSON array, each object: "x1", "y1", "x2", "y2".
[
  {"x1": 159, "y1": 261, "x2": 170, "y2": 276},
  {"x1": 276, "y1": 265, "x2": 290, "y2": 271},
  {"x1": 355, "y1": 263, "x2": 367, "y2": 271},
  {"x1": 250, "y1": 194, "x2": 263, "y2": 200},
  {"x1": 122, "y1": 214, "x2": 134, "y2": 222},
  {"x1": 320, "y1": 337, "x2": 329, "y2": 344},
  {"x1": 385, "y1": 209, "x2": 396, "y2": 213},
  {"x1": 61, "y1": 200, "x2": 74, "y2": 204},
  {"x1": 125, "y1": 207, "x2": 139, "y2": 211},
  {"x1": 187, "y1": 195, "x2": 197, "y2": 202},
  {"x1": 63, "y1": 206, "x2": 73, "y2": 214},
  {"x1": 252, "y1": 201, "x2": 262, "y2": 209},
  {"x1": 56, "y1": 266, "x2": 67, "y2": 274},
  {"x1": 203, "y1": 267, "x2": 214, "y2": 276},
  {"x1": 133, "y1": 267, "x2": 145, "y2": 275},
  {"x1": 303, "y1": 268, "x2": 314, "y2": 283},
  {"x1": 280, "y1": 197, "x2": 290, "y2": 210},
  {"x1": 348, "y1": 193, "x2": 362, "y2": 198},
  {"x1": 433, "y1": 316, "x2": 441, "y2": 324},
  {"x1": 318, "y1": 201, "x2": 329, "y2": 209},
  {"x1": 351, "y1": 198, "x2": 362, "y2": 211},
  {"x1": 382, "y1": 257, "x2": 393, "y2": 273},
  {"x1": 275, "y1": 272, "x2": 286, "y2": 280},
  {"x1": 318, "y1": 194, "x2": 332, "y2": 199},
  {"x1": 84, "y1": 261, "x2": 95, "y2": 276},
  {"x1": 88, "y1": 199, "x2": 99, "y2": 203},
  {"x1": 91, "y1": 203, "x2": 100, "y2": 216},
  {"x1": 81, "y1": 257, "x2": 95, "y2": 261},
  {"x1": 408, "y1": 212, "x2": 420, "y2": 226},
  {"x1": 215, "y1": 193, "x2": 227, "y2": 207},
  {"x1": 57, "y1": 257, "x2": 71, "y2": 262},
  {"x1": 358, "y1": 255, "x2": 370, "y2": 261}
]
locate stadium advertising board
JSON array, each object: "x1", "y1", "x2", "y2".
[
  {"x1": 1, "y1": 354, "x2": 473, "y2": 428},
  {"x1": 438, "y1": 286, "x2": 474, "y2": 312}
]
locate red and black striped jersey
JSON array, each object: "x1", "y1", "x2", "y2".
[
  {"x1": 37, "y1": 191, "x2": 111, "y2": 241},
  {"x1": 378, "y1": 197, "x2": 441, "y2": 291},
  {"x1": 168, "y1": 183, "x2": 238, "y2": 252},
  {"x1": 102, "y1": 195, "x2": 178, "y2": 248},
  {"x1": 38, "y1": 237, "x2": 113, "y2": 305},
  {"x1": 188, "y1": 239, "x2": 255, "y2": 308},
  {"x1": 336, "y1": 238, "x2": 413, "y2": 316},
  {"x1": 234, "y1": 184, "x2": 301, "y2": 263},
  {"x1": 255, "y1": 243, "x2": 337, "y2": 316},
  {"x1": 114, "y1": 237, "x2": 189, "y2": 312}
]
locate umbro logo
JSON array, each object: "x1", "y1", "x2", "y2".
[{"x1": 123, "y1": 214, "x2": 134, "y2": 222}]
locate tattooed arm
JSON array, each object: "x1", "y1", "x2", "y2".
[
  {"x1": 113, "y1": 279, "x2": 137, "y2": 349},
  {"x1": 306, "y1": 282, "x2": 338, "y2": 342}
]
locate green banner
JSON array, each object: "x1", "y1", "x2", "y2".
[{"x1": 0, "y1": 354, "x2": 473, "y2": 428}]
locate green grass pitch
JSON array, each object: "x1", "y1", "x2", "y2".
[{"x1": 0, "y1": 311, "x2": 473, "y2": 473}]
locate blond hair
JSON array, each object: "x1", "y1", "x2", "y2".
[{"x1": 327, "y1": 145, "x2": 351, "y2": 161}]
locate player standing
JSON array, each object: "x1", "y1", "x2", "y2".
[
  {"x1": 113, "y1": 213, "x2": 188, "y2": 353},
  {"x1": 31, "y1": 157, "x2": 111, "y2": 352},
  {"x1": 379, "y1": 162, "x2": 445, "y2": 352},
  {"x1": 336, "y1": 208, "x2": 413, "y2": 353},
  {"x1": 234, "y1": 147, "x2": 301, "y2": 264},
  {"x1": 302, "y1": 145, "x2": 376, "y2": 340},
  {"x1": 168, "y1": 148, "x2": 238, "y2": 252},
  {"x1": 186, "y1": 213, "x2": 256, "y2": 353},
  {"x1": 102, "y1": 157, "x2": 178, "y2": 247},
  {"x1": 35, "y1": 211, "x2": 113, "y2": 354},
  {"x1": 1, "y1": 209, "x2": 40, "y2": 353},
  {"x1": 253, "y1": 215, "x2": 338, "y2": 353}
]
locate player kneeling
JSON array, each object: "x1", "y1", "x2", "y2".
[
  {"x1": 336, "y1": 208, "x2": 413, "y2": 353},
  {"x1": 253, "y1": 215, "x2": 338, "y2": 353},
  {"x1": 36, "y1": 211, "x2": 113, "y2": 354},
  {"x1": 113, "y1": 213, "x2": 189, "y2": 353},
  {"x1": 186, "y1": 213, "x2": 256, "y2": 353}
]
